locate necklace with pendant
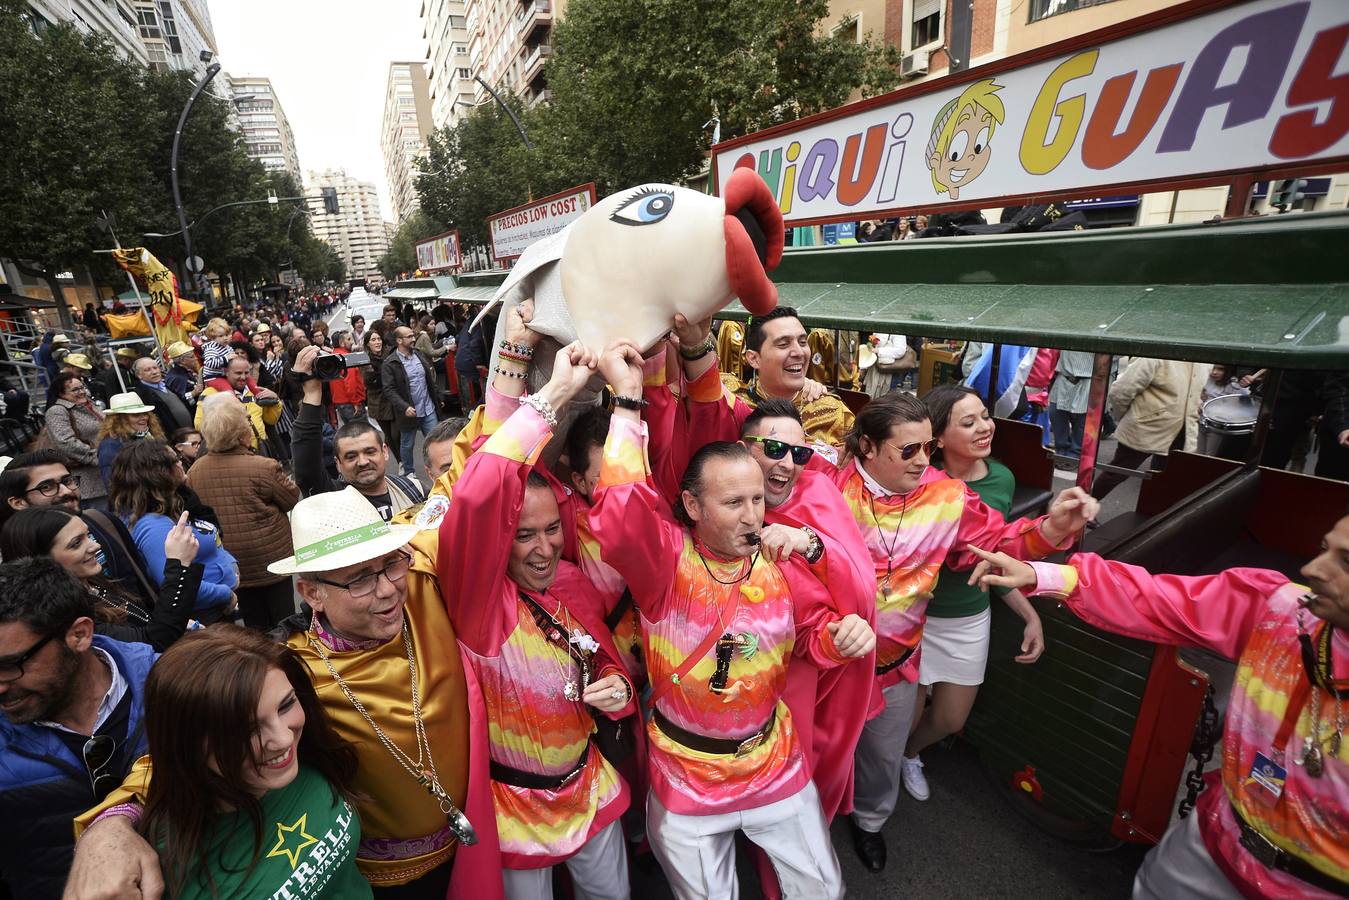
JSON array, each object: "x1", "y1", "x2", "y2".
[
  {"x1": 521, "y1": 593, "x2": 592, "y2": 701},
  {"x1": 696, "y1": 546, "x2": 762, "y2": 660},
  {"x1": 1294, "y1": 614, "x2": 1346, "y2": 778},
  {"x1": 307, "y1": 619, "x2": 477, "y2": 845},
  {"x1": 867, "y1": 491, "x2": 907, "y2": 600}
]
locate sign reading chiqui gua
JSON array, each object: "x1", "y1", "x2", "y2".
[
  {"x1": 712, "y1": 0, "x2": 1349, "y2": 226},
  {"x1": 488, "y1": 184, "x2": 597, "y2": 262}
]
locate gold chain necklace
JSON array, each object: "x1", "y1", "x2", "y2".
[{"x1": 306, "y1": 620, "x2": 478, "y2": 845}]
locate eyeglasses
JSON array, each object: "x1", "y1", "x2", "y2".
[
  {"x1": 0, "y1": 633, "x2": 55, "y2": 683},
  {"x1": 743, "y1": 435, "x2": 815, "y2": 466},
  {"x1": 83, "y1": 734, "x2": 119, "y2": 799},
  {"x1": 885, "y1": 439, "x2": 938, "y2": 461},
  {"x1": 312, "y1": 551, "x2": 412, "y2": 599},
  {"x1": 26, "y1": 474, "x2": 80, "y2": 497}
]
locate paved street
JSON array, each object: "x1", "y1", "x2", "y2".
[{"x1": 625, "y1": 738, "x2": 1147, "y2": 899}]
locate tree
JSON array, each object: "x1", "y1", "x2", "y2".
[
  {"x1": 378, "y1": 209, "x2": 441, "y2": 281},
  {"x1": 415, "y1": 98, "x2": 535, "y2": 250},
  {"x1": 0, "y1": 2, "x2": 164, "y2": 321},
  {"x1": 540, "y1": 0, "x2": 901, "y2": 194}
]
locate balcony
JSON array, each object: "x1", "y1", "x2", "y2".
[
  {"x1": 526, "y1": 88, "x2": 552, "y2": 109},
  {"x1": 517, "y1": 0, "x2": 552, "y2": 42},
  {"x1": 520, "y1": 43, "x2": 552, "y2": 86}
]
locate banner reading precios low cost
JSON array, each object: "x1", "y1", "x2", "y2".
[{"x1": 488, "y1": 184, "x2": 597, "y2": 262}]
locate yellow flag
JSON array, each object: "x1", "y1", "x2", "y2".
[{"x1": 110, "y1": 248, "x2": 199, "y2": 349}]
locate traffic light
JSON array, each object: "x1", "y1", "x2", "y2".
[
  {"x1": 1270, "y1": 178, "x2": 1307, "y2": 212},
  {"x1": 321, "y1": 187, "x2": 339, "y2": 215}
]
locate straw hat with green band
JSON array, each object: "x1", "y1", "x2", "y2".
[{"x1": 268, "y1": 486, "x2": 425, "y2": 575}]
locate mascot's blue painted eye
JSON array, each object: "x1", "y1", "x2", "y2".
[{"x1": 610, "y1": 189, "x2": 675, "y2": 227}]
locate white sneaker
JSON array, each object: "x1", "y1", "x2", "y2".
[{"x1": 900, "y1": 755, "x2": 930, "y2": 801}]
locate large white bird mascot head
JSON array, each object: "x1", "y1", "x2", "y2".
[{"x1": 473, "y1": 168, "x2": 785, "y2": 411}]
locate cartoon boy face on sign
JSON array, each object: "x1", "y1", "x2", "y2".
[{"x1": 926, "y1": 78, "x2": 1005, "y2": 201}]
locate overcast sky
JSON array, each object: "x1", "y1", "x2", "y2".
[{"x1": 211, "y1": 0, "x2": 425, "y2": 221}]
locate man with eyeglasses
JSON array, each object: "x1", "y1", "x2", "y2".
[
  {"x1": 0, "y1": 451, "x2": 154, "y2": 597},
  {"x1": 0, "y1": 558, "x2": 156, "y2": 899},
  {"x1": 65, "y1": 487, "x2": 501, "y2": 900}
]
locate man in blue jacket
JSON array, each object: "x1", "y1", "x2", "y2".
[{"x1": 0, "y1": 558, "x2": 156, "y2": 899}]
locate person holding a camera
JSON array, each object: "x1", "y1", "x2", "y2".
[
  {"x1": 383, "y1": 326, "x2": 443, "y2": 479},
  {"x1": 289, "y1": 344, "x2": 425, "y2": 522}
]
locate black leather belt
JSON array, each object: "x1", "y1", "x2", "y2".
[
  {"x1": 1232, "y1": 802, "x2": 1349, "y2": 896},
  {"x1": 490, "y1": 742, "x2": 590, "y2": 790},
  {"x1": 876, "y1": 644, "x2": 916, "y2": 676},
  {"x1": 653, "y1": 707, "x2": 776, "y2": 758}
]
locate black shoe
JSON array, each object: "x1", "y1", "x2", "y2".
[{"x1": 849, "y1": 818, "x2": 887, "y2": 872}]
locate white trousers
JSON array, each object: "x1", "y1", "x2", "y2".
[
  {"x1": 501, "y1": 820, "x2": 630, "y2": 900},
  {"x1": 1132, "y1": 813, "x2": 1242, "y2": 900},
  {"x1": 850, "y1": 679, "x2": 920, "y2": 833},
  {"x1": 646, "y1": 781, "x2": 843, "y2": 900}
]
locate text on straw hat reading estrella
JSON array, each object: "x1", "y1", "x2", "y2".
[{"x1": 294, "y1": 521, "x2": 391, "y2": 564}]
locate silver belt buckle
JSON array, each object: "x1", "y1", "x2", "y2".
[{"x1": 735, "y1": 732, "x2": 765, "y2": 757}]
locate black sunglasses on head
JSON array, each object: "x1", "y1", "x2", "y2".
[{"x1": 743, "y1": 435, "x2": 814, "y2": 466}]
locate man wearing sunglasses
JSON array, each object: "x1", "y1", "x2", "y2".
[
  {"x1": 590, "y1": 341, "x2": 874, "y2": 900},
  {"x1": 0, "y1": 450, "x2": 156, "y2": 598},
  {"x1": 0, "y1": 558, "x2": 156, "y2": 899},
  {"x1": 738, "y1": 400, "x2": 880, "y2": 825}
]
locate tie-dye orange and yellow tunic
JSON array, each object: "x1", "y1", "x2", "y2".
[
  {"x1": 438, "y1": 403, "x2": 633, "y2": 869},
  {"x1": 832, "y1": 460, "x2": 1064, "y2": 687},
  {"x1": 590, "y1": 416, "x2": 849, "y2": 815},
  {"x1": 1027, "y1": 557, "x2": 1349, "y2": 898}
]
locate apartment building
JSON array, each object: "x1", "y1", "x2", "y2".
[
  {"x1": 227, "y1": 75, "x2": 304, "y2": 188},
  {"x1": 305, "y1": 169, "x2": 391, "y2": 281},
  {"x1": 381, "y1": 62, "x2": 437, "y2": 222},
  {"x1": 423, "y1": 0, "x2": 568, "y2": 116},
  {"x1": 420, "y1": 0, "x2": 476, "y2": 131},
  {"x1": 25, "y1": 0, "x2": 149, "y2": 64}
]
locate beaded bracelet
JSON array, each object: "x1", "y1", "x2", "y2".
[
  {"x1": 520, "y1": 392, "x2": 558, "y2": 428},
  {"x1": 493, "y1": 366, "x2": 528, "y2": 380},
  {"x1": 678, "y1": 333, "x2": 716, "y2": 361},
  {"x1": 499, "y1": 339, "x2": 535, "y2": 358},
  {"x1": 497, "y1": 352, "x2": 532, "y2": 367}
]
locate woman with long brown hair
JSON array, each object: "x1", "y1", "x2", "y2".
[
  {"x1": 110, "y1": 439, "x2": 239, "y2": 623},
  {"x1": 0, "y1": 506, "x2": 202, "y2": 650},
  {"x1": 139, "y1": 627, "x2": 367, "y2": 898},
  {"x1": 362, "y1": 326, "x2": 399, "y2": 463}
]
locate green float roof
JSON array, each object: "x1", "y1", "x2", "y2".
[{"x1": 724, "y1": 211, "x2": 1349, "y2": 370}]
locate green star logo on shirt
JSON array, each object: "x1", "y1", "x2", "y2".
[{"x1": 266, "y1": 813, "x2": 319, "y2": 869}]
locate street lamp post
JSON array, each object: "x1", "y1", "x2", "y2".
[
  {"x1": 170, "y1": 57, "x2": 222, "y2": 300},
  {"x1": 472, "y1": 75, "x2": 533, "y2": 150}
]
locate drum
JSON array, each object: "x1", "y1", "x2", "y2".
[{"x1": 1200, "y1": 394, "x2": 1260, "y2": 435}]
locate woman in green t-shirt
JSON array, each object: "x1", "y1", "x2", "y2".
[
  {"x1": 899, "y1": 385, "x2": 1047, "y2": 802},
  {"x1": 139, "y1": 626, "x2": 371, "y2": 899}
]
